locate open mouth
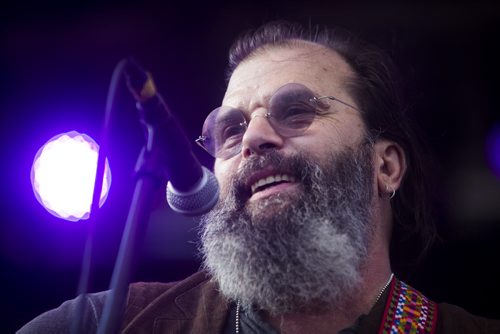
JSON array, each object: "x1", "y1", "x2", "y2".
[{"x1": 250, "y1": 174, "x2": 296, "y2": 195}]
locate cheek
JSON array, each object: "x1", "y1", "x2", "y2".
[
  {"x1": 313, "y1": 115, "x2": 366, "y2": 150},
  {"x1": 214, "y1": 159, "x2": 235, "y2": 195},
  {"x1": 214, "y1": 159, "x2": 228, "y2": 180}
]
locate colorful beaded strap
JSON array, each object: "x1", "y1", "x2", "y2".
[{"x1": 379, "y1": 278, "x2": 438, "y2": 334}]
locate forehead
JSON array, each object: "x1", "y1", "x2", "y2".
[{"x1": 223, "y1": 41, "x2": 355, "y2": 107}]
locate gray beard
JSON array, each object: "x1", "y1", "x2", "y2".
[{"x1": 199, "y1": 142, "x2": 375, "y2": 315}]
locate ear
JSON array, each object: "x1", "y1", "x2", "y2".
[{"x1": 373, "y1": 139, "x2": 407, "y2": 198}]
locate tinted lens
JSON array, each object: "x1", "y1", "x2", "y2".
[
  {"x1": 268, "y1": 83, "x2": 325, "y2": 136},
  {"x1": 201, "y1": 106, "x2": 246, "y2": 158}
]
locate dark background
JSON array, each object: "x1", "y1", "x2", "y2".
[{"x1": 1, "y1": 1, "x2": 500, "y2": 332}]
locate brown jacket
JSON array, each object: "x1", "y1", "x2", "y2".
[{"x1": 18, "y1": 271, "x2": 500, "y2": 333}]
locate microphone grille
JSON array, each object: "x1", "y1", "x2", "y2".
[{"x1": 166, "y1": 166, "x2": 219, "y2": 216}]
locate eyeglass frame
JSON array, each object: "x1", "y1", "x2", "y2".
[{"x1": 195, "y1": 83, "x2": 359, "y2": 159}]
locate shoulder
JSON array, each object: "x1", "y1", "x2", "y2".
[
  {"x1": 436, "y1": 303, "x2": 500, "y2": 334},
  {"x1": 376, "y1": 278, "x2": 500, "y2": 334},
  {"x1": 123, "y1": 270, "x2": 219, "y2": 322},
  {"x1": 16, "y1": 291, "x2": 108, "y2": 333},
  {"x1": 17, "y1": 271, "x2": 225, "y2": 334},
  {"x1": 122, "y1": 271, "x2": 230, "y2": 333}
]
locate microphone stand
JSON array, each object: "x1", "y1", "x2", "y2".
[
  {"x1": 72, "y1": 59, "x2": 127, "y2": 334},
  {"x1": 97, "y1": 124, "x2": 165, "y2": 334}
]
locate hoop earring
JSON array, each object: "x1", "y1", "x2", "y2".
[{"x1": 385, "y1": 184, "x2": 396, "y2": 199}]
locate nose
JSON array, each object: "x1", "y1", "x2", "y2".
[{"x1": 241, "y1": 112, "x2": 284, "y2": 158}]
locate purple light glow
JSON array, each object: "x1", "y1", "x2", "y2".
[
  {"x1": 486, "y1": 123, "x2": 500, "y2": 180},
  {"x1": 30, "y1": 131, "x2": 112, "y2": 222}
]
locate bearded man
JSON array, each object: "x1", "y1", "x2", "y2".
[{"x1": 18, "y1": 21, "x2": 500, "y2": 334}]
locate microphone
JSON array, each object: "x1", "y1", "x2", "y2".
[{"x1": 124, "y1": 59, "x2": 219, "y2": 215}]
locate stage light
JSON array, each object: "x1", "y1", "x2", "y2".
[{"x1": 30, "y1": 131, "x2": 112, "y2": 221}]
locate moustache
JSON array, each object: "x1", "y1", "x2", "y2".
[{"x1": 226, "y1": 152, "x2": 314, "y2": 207}]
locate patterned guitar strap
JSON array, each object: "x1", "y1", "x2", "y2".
[{"x1": 379, "y1": 278, "x2": 438, "y2": 334}]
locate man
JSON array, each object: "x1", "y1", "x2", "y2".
[{"x1": 19, "y1": 21, "x2": 500, "y2": 333}]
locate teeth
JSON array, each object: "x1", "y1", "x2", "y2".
[{"x1": 250, "y1": 174, "x2": 296, "y2": 194}]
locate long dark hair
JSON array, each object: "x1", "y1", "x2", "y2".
[{"x1": 225, "y1": 21, "x2": 437, "y2": 276}]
